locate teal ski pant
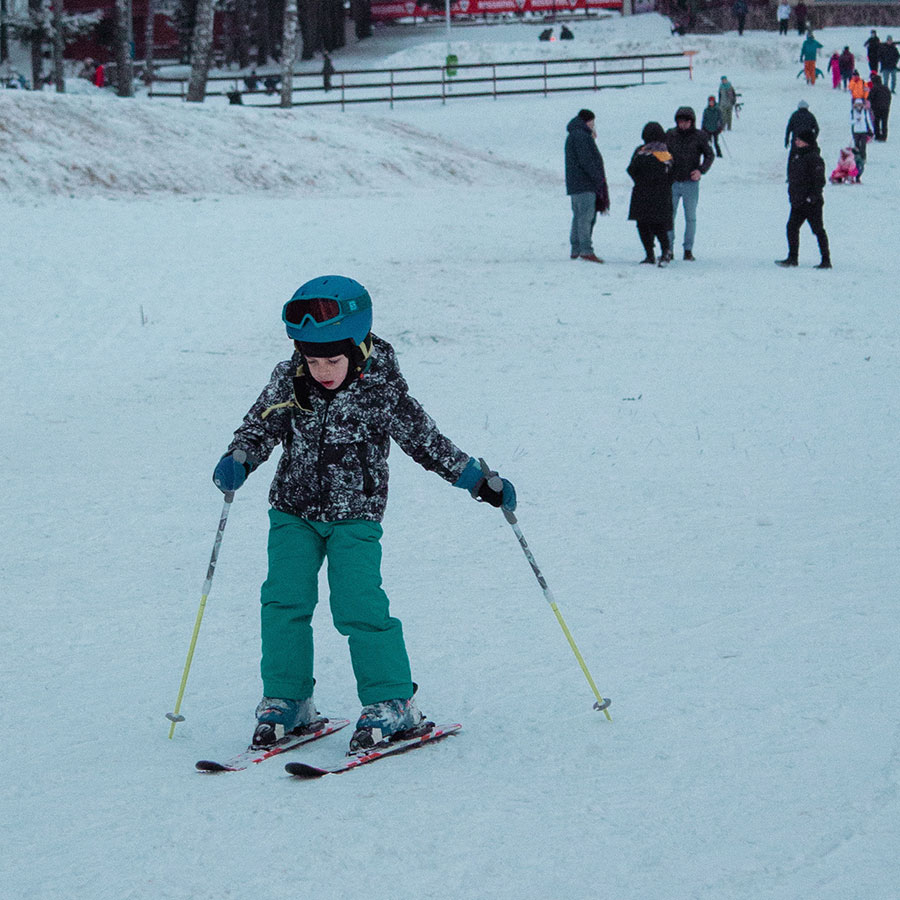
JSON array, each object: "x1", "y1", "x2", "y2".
[{"x1": 259, "y1": 509, "x2": 413, "y2": 707}]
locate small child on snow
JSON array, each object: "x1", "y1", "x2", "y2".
[
  {"x1": 212, "y1": 275, "x2": 516, "y2": 754},
  {"x1": 829, "y1": 146, "x2": 859, "y2": 184}
]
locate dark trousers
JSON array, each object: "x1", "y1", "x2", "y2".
[
  {"x1": 710, "y1": 130, "x2": 723, "y2": 157},
  {"x1": 872, "y1": 111, "x2": 889, "y2": 140},
  {"x1": 786, "y1": 200, "x2": 829, "y2": 262},
  {"x1": 853, "y1": 132, "x2": 869, "y2": 159},
  {"x1": 637, "y1": 222, "x2": 671, "y2": 259},
  {"x1": 778, "y1": 20, "x2": 789, "y2": 35}
]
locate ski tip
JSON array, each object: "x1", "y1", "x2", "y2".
[
  {"x1": 284, "y1": 762, "x2": 329, "y2": 779},
  {"x1": 195, "y1": 760, "x2": 234, "y2": 773}
]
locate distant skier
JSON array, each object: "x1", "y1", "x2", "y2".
[
  {"x1": 701, "y1": 95, "x2": 724, "y2": 157},
  {"x1": 718, "y1": 75, "x2": 737, "y2": 130},
  {"x1": 212, "y1": 275, "x2": 516, "y2": 754},
  {"x1": 776, "y1": 129, "x2": 831, "y2": 269}
]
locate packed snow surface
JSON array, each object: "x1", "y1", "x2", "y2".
[{"x1": 1, "y1": 13, "x2": 898, "y2": 900}]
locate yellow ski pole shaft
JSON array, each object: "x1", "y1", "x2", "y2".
[
  {"x1": 166, "y1": 491, "x2": 235, "y2": 738},
  {"x1": 478, "y1": 461, "x2": 611, "y2": 720}
]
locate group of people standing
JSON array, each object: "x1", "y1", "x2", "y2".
[{"x1": 565, "y1": 100, "x2": 720, "y2": 267}]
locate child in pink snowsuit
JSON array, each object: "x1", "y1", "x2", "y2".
[
  {"x1": 828, "y1": 53, "x2": 841, "y2": 89},
  {"x1": 829, "y1": 147, "x2": 859, "y2": 183}
]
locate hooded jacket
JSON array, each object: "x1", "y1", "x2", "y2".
[
  {"x1": 787, "y1": 140, "x2": 825, "y2": 206},
  {"x1": 565, "y1": 116, "x2": 609, "y2": 198},
  {"x1": 784, "y1": 107, "x2": 819, "y2": 148},
  {"x1": 626, "y1": 140, "x2": 674, "y2": 224},
  {"x1": 225, "y1": 335, "x2": 470, "y2": 522},
  {"x1": 664, "y1": 109, "x2": 715, "y2": 182}
]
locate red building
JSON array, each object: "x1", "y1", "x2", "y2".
[{"x1": 63, "y1": 0, "x2": 181, "y2": 62}]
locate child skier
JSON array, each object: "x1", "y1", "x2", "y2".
[{"x1": 212, "y1": 275, "x2": 516, "y2": 754}]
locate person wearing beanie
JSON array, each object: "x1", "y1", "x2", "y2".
[
  {"x1": 850, "y1": 96, "x2": 875, "y2": 158},
  {"x1": 564, "y1": 108, "x2": 610, "y2": 262},
  {"x1": 664, "y1": 105, "x2": 715, "y2": 261},
  {"x1": 211, "y1": 275, "x2": 517, "y2": 755},
  {"x1": 868, "y1": 73, "x2": 892, "y2": 140},
  {"x1": 701, "y1": 95, "x2": 724, "y2": 157},
  {"x1": 718, "y1": 75, "x2": 737, "y2": 130},
  {"x1": 801, "y1": 31, "x2": 824, "y2": 85},
  {"x1": 784, "y1": 100, "x2": 819, "y2": 179},
  {"x1": 776, "y1": 131, "x2": 831, "y2": 269},
  {"x1": 626, "y1": 121, "x2": 674, "y2": 266},
  {"x1": 879, "y1": 35, "x2": 898, "y2": 93},
  {"x1": 865, "y1": 30, "x2": 881, "y2": 76}
]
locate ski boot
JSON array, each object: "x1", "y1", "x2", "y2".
[
  {"x1": 251, "y1": 696, "x2": 318, "y2": 750},
  {"x1": 348, "y1": 696, "x2": 431, "y2": 754}
]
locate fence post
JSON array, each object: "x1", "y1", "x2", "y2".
[
  {"x1": 340, "y1": 73, "x2": 345, "y2": 111},
  {"x1": 390, "y1": 69, "x2": 394, "y2": 109},
  {"x1": 492, "y1": 64, "x2": 497, "y2": 99},
  {"x1": 641, "y1": 55, "x2": 645, "y2": 85},
  {"x1": 543, "y1": 61, "x2": 547, "y2": 97},
  {"x1": 441, "y1": 64, "x2": 446, "y2": 105}
]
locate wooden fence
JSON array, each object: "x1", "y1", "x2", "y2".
[{"x1": 148, "y1": 51, "x2": 696, "y2": 109}]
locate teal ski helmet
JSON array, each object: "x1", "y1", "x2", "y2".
[{"x1": 282, "y1": 275, "x2": 373, "y2": 346}]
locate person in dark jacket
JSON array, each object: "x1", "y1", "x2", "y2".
[
  {"x1": 732, "y1": 0, "x2": 748, "y2": 36},
  {"x1": 784, "y1": 100, "x2": 819, "y2": 178},
  {"x1": 212, "y1": 275, "x2": 517, "y2": 753},
  {"x1": 627, "y1": 122, "x2": 674, "y2": 266},
  {"x1": 865, "y1": 30, "x2": 881, "y2": 75},
  {"x1": 322, "y1": 52, "x2": 335, "y2": 92},
  {"x1": 564, "y1": 108, "x2": 610, "y2": 263},
  {"x1": 664, "y1": 106, "x2": 714, "y2": 261},
  {"x1": 868, "y1": 74, "x2": 892, "y2": 139},
  {"x1": 794, "y1": 1, "x2": 808, "y2": 36},
  {"x1": 701, "y1": 95, "x2": 724, "y2": 157},
  {"x1": 776, "y1": 130, "x2": 830, "y2": 269},
  {"x1": 879, "y1": 35, "x2": 898, "y2": 93},
  {"x1": 838, "y1": 47, "x2": 855, "y2": 90}
]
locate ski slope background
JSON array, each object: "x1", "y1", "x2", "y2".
[{"x1": 2, "y1": 13, "x2": 899, "y2": 900}]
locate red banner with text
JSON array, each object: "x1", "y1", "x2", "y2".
[{"x1": 371, "y1": 0, "x2": 623, "y2": 21}]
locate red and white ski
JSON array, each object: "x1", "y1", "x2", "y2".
[
  {"x1": 196, "y1": 718, "x2": 350, "y2": 772},
  {"x1": 284, "y1": 723, "x2": 461, "y2": 778}
]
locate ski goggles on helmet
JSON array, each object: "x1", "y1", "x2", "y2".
[{"x1": 282, "y1": 297, "x2": 344, "y2": 330}]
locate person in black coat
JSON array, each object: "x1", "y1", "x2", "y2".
[
  {"x1": 664, "y1": 106, "x2": 714, "y2": 261},
  {"x1": 776, "y1": 129, "x2": 830, "y2": 269},
  {"x1": 784, "y1": 100, "x2": 818, "y2": 178},
  {"x1": 627, "y1": 122, "x2": 674, "y2": 266},
  {"x1": 868, "y1": 74, "x2": 892, "y2": 140},
  {"x1": 564, "y1": 108, "x2": 610, "y2": 263}
]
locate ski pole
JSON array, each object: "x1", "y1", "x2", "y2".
[
  {"x1": 479, "y1": 460, "x2": 612, "y2": 720},
  {"x1": 166, "y1": 487, "x2": 236, "y2": 738}
]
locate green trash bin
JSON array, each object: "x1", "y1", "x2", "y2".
[{"x1": 446, "y1": 54, "x2": 458, "y2": 78}]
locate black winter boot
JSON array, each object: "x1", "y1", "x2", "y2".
[{"x1": 775, "y1": 257, "x2": 798, "y2": 267}]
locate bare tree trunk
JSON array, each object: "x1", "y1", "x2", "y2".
[
  {"x1": 1, "y1": 0, "x2": 10, "y2": 63},
  {"x1": 186, "y1": 0, "x2": 215, "y2": 102},
  {"x1": 144, "y1": 0, "x2": 157, "y2": 85},
  {"x1": 114, "y1": 0, "x2": 134, "y2": 96},
  {"x1": 279, "y1": 0, "x2": 297, "y2": 108},
  {"x1": 28, "y1": 0, "x2": 42, "y2": 89},
  {"x1": 51, "y1": 0, "x2": 65, "y2": 92},
  {"x1": 235, "y1": 0, "x2": 251, "y2": 69}
]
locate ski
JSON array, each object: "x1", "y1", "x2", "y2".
[
  {"x1": 196, "y1": 718, "x2": 350, "y2": 772},
  {"x1": 284, "y1": 723, "x2": 461, "y2": 778}
]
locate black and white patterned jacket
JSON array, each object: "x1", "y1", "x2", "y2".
[{"x1": 226, "y1": 335, "x2": 470, "y2": 522}]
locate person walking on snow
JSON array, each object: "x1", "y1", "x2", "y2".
[
  {"x1": 879, "y1": 36, "x2": 898, "y2": 93},
  {"x1": 865, "y1": 30, "x2": 881, "y2": 76},
  {"x1": 850, "y1": 96, "x2": 875, "y2": 160},
  {"x1": 565, "y1": 108, "x2": 610, "y2": 263},
  {"x1": 212, "y1": 275, "x2": 517, "y2": 754},
  {"x1": 718, "y1": 75, "x2": 737, "y2": 129},
  {"x1": 701, "y1": 95, "x2": 724, "y2": 157},
  {"x1": 838, "y1": 46, "x2": 855, "y2": 90},
  {"x1": 732, "y1": 0, "x2": 748, "y2": 36},
  {"x1": 848, "y1": 70, "x2": 868, "y2": 100},
  {"x1": 776, "y1": 130, "x2": 830, "y2": 269},
  {"x1": 777, "y1": 1, "x2": 791, "y2": 36},
  {"x1": 784, "y1": 100, "x2": 818, "y2": 177},
  {"x1": 794, "y1": 2, "x2": 808, "y2": 36},
  {"x1": 801, "y1": 31, "x2": 824, "y2": 85},
  {"x1": 665, "y1": 106, "x2": 715, "y2": 261},
  {"x1": 626, "y1": 121, "x2": 675, "y2": 266},
  {"x1": 868, "y1": 74, "x2": 892, "y2": 140},
  {"x1": 828, "y1": 52, "x2": 841, "y2": 89}
]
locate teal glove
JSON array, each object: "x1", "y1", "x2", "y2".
[{"x1": 454, "y1": 457, "x2": 517, "y2": 512}]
